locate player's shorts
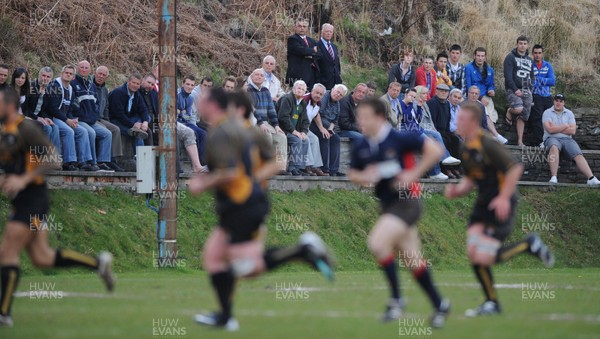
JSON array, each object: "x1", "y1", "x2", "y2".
[
  {"x1": 9, "y1": 184, "x2": 49, "y2": 227},
  {"x1": 544, "y1": 137, "x2": 582, "y2": 160},
  {"x1": 507, "y1": 89, "x2": 533, "y2": 121},
  {"x1": 468, "y1": 194, "x2": 518, "y2": 241},
  {"x1": 218, "y1": 198, "x2": 270, "y2": 244},
  {"x1": 381, "y1": 198, "x2": 423, "y2": 226}
]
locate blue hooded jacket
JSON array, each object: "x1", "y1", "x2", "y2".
[{"x1": 533, "y1": 60, "x2": 556, "y2": 97}]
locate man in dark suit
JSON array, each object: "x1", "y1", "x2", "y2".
[
  {"x1": 316, "y1": 23, "x2": 341, "y2": 90},
  {"x1": 286, "y1": 18, "x2": 320, "y2": 90}
]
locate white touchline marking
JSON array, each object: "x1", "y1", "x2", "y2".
[
  {"x1": 546, "y1": 313, "x2": 600, "y2": 323},
  {"x1": 14, "y1": 291, "x2": 117, "y2": 299},
  {"x1": 183, "y1": 309, "x2": 600, "y2": 323},
  {"x1": 254, "y1": 282, "x2": 600, "y2": 292}
]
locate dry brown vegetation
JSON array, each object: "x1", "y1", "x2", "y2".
[{"x1": 0, "y1": 0, "x2": 599, "y2": 97}]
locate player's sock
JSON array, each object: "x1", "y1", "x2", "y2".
[
  {"x1": 412, "y1": 261, "x2": 442, "y2": 309},
  {"x1": 379, "y1": 255, "x2": 400, "y2": 300},
  {"x1": 496, "y1": 241, "x2": 529, "y2": 263},
  {"x1": 473, "y1": 265, "x2": 497, "y2": 302},
  {"x1": 0, "y1": 266, "x2": 20, "y2": 316},
  {"x1": 263, "y1": 246, "x2": 308, "y2": 270},
  {"x1": 210, "y1": 271, "x2": 235, "y2": 324},
  {"x1": 54, "y1": 249, "x2": 99, "y2": 269}
]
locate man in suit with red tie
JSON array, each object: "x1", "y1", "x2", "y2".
[
  {"x1": 286, "y1": 18, "x2": 320, "y2": 90},
  {"x1": 316, "y1": 23, "x2": 342, "y2": 90}
]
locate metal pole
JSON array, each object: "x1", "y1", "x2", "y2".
[{"x1": 157, "y1": 0, "x2": 177, "y2": 267}]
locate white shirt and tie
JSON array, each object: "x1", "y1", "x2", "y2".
[{"x1": 321, "y1": 38, "x2": 335, "y2": 60}]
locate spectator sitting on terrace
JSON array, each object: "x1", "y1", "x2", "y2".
[
  {"x1": 108, "y1": 74, "x2": 151, "y2": 155},
  {"x1": 93, "y1": 66, "x2": 125, "y2": 171},
  {"x1": 24, "y1": 67, "x2": 60, "y2": 149},
  {"x1": 338, "y1": 83, "x2": 368, "y2": 140},
  {"x1": 176, "y1": 75, "x2": 207, "y2": 162},
  {"x1": 303, "y1": 83, "x2": 328, "y2": 176},
  {"x1": 402, "y1": 87, "x2": 461, "y2": 180},
  {"x1": 247, "y1": 68, "x2": 288, "y2": 174},
  {"x1": 277, "y1": 80, "x2": 311, "y2": 176},
  {"x1": 465, "y1": 86, "x2": 507, "y2": 144},
  {"x1": 379, "y1": 81, "x2": 402, "y2": 129},
  {"x1": 365, "y1": 80, "x2": 377, "y2": 98},
  {"x1": 542, "y1": 94, "x2": 600, "y2": 186},
  {"x1": 45, "y1": 65, "x2": 95, "y2": 171},
  {"x1": 309, "y1": 83, "x2": 348, "y2": 176}
]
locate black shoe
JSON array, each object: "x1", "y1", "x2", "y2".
[
  {"x1": 80, "y1": 163, "x2": 100, "y2": 171},
  {"x1": 332, "y1": 172, "x2": 346, "y2": 177},
  {"x1": 62, "y1": 163, "x2": 78, "y2": 171},
  {"x1": 107, "y1": 162, "x2": 125, "y2": 172},
  {"x1": 290, "y1": 169, "x2": 308, "y2": 176},
  {"x1": 97, "y1": 163, "x2": 115, "y2": 173}
]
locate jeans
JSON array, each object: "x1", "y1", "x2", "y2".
[
  {"x1": 338, "y1": 130, "x2": 363, "y2": 141},
  {"x1": 287, "y1": 133, "x2": 309, "y2": 171},
  {"x1": 422, "y1": 129, "x2": 449, "y2": 176},
  {"x1": 41, "y1": 123, "x2": 61, "y2": 153},
  {"x1": 310, "y1": 122, "x2": 340, "y2": 173},
  {"x1": 79, "y1": 121, "x2": 112, "y2": 163},
  {"x1": 53, "y1": 118, "x2": 92, "y2": 163}
]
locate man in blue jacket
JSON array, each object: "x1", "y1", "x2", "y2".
[
  {"x1": 71, "y1": 60, "x2": 113, "y2": 171},
  {"x1": 109, "y1": 74, "x2": 151, "y2": 155},
  {"x1": 177, "y1": 75, "x2": 206, "y2": 162},
  {"x1": 530, "y1": 44, "x2": 556, "y2": 146}
]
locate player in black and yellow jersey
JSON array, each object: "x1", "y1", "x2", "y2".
[
  {"x1": 445, "y1": 102, "x2": 554, "y2": 317},
  {"x1": 190, "y1": 88, "x2": 333, "y2": 331},
  {"x1": 0, "y1": 88, "x2": 115, "y2": 327}
]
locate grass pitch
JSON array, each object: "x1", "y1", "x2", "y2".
[{"x1": 4, "y1": 268, "x2": 599, "y2": 339}]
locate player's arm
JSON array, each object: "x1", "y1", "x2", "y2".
[
  {"x1": 189, "y1": 134, "x2": 238, "y2": 195},
  {"x1": 1, "y1": 122, "x2": 61, "y2": 197},
  {"x1": 348, "y1": 165, "x2": 380, "y2": 186},
  {"x1": 188, "y1": 169, "x2": 238, "y2": 195},
  {"x1": 444, "y1": 176, "x2": 476, "y2": 199},
  {"x1": 497, "y1": 163, "x2": 523, "y2": 200},
  {"x1": 256, "y1": 160, "x2": 285, "y2": 182},
  {"x1": 348, "y1": 140, "x2": 380, "y2": 186},
  {"x1": 254, "y1": 129, "x2": 285, "y2": 181},
  {"x1": 396, "y1": 136, "x2": 443, "y2": 185},
  {"x1": 486, "y1": 138, "x2": 523, "y2": 221}
]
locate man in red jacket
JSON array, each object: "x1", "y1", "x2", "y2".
[{"x1": 415, "y1": 56, "x2": 437, "y2": 100}]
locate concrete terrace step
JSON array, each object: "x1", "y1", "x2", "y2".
[{"x1": 45, "y1": 171, "x2": 599, "y2": 192}]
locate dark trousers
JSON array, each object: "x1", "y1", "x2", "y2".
[
  {"x1": 439, "y1": 130, "x2": 462, "y2": 159},
  {"x1": 310, "y1": 122, "x2": 340, "y2": 173},
  {"x1": 530, "y1": 95, "x2": 553, "y2": 146}
]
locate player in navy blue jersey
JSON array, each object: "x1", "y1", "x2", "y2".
[{"x1": 348, "y1": 98, "x2": 450, "y2": 328}]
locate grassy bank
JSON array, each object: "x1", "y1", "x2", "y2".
[{"x1": 0, "y1": 187, "x2": 598, "y2": 274}]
